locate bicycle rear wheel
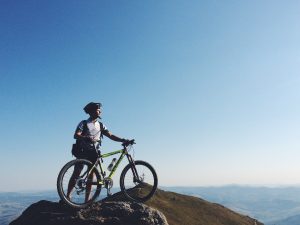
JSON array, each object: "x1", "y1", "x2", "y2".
[
  {"x1": 120, "y1": 160, "x2": 158, "y2": 202},
  {"x1": 57, "y1": 159, "x2": 102, "y2": 208}
]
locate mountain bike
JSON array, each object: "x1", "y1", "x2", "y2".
[{"x1": 57, "y1": 140, "x2": 158, "y2": 208}]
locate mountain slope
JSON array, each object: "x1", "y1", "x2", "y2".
[{"x1": 104, "y1": 187, "x2": 263, "y2": 225}]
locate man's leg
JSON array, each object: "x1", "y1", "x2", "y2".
[
  {"x1": 85, "y1": 149, "x2": 98, "y2": 202},
  {"x1": 67, "y1": 164, "x2": 82, "y2": 199},
  {"x1": 85, "y1": 170, "x2": 95, "y2": 202}
]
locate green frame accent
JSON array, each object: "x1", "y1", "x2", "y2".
[
  {"x1": 108, "y1": 152, "x2": 126, "y2": 178},
  {"x1": 101, "y1": 149, "x2": 123, "y2": 158},
  {"x1": 91, "y1": 149, "x2": 128, "y2": 184}
]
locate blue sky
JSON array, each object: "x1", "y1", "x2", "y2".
[{"x1": 1, "y1": 0, "x2": 300, "y2": 191}]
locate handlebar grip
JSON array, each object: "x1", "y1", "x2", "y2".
[{"x1": 122, "y1": 139, "x2": 136, "y2": 147}]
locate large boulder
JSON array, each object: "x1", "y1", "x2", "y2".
[{"x1": 10, "y1": 200, "x2": 169, "y2": 225}]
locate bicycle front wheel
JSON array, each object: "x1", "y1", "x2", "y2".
[
  {"x1": 57, "y1": 159, "x2": 102, "y2": 208},
  {"x1": 120, "y1": 160, "x2": 158, "y2": 202}
]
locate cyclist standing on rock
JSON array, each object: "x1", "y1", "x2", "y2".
[{"x1": 66, "y1": 102, "x2": 132, "y2": 202}]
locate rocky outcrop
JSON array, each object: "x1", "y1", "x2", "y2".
[
  {"x1": 9, "y1": 187, "x2": 264, "y2": 225},
  {"x1": 9, "y1": 200, "x2": 168, "y2": 225}
]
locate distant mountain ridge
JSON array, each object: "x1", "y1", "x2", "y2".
[{"x1": 266, "y1": 214, "x2": 300, "y2": 225}]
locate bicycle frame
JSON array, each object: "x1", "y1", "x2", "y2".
[{"x1": 85, "y1": 146, "x2": 137, "y2": 185}]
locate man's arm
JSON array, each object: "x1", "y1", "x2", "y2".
[
  {"x1": 74, "y1": 120, "x2": 90, "y2": 140},
  {"x1": 74, "y1": 130, "x2": 84, "y2": 139},
  {"x1": 74, "y1": 129, "x2": 92, "y2": 141},
  {"x1": 103, "y1": 130, "x2": 126, "y2": 142}
]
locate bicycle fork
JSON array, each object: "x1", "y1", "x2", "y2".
[{"x1": 127, "y1": 154, "x2": 140, "y2": 184}]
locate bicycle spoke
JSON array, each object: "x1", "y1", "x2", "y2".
[
  {"x1": 57, "y1": 159, "x2": 102, "y2": 208},
  {"x1": 120, "y1": 161, "x2": 157, "y2": 202}
]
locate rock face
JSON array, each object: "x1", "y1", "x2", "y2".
[
  {"x1": 10, "y1": 200, "x2": 169, "y2": 225},
  {"x1": 9, "y1": 187, "x2": 264, "y2": 225}
]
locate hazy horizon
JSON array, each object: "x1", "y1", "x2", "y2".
[
  {"x1": 1, "y1": 0, "x2": 300, "y2": 191},
  {"x1": 4, "y1": 183, "x2": 300, "y2": 193}
]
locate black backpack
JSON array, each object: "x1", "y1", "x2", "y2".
[{"x1": 71, "y1": 120, "x2": 87, "y2": 157}]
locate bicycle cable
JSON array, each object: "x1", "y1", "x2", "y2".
[{"x1": 128, "y1": 145, "x2": 135, "y2": 159}]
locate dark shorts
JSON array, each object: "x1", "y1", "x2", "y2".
[
  {"x1": 79, "y1": 141, "x2": 99, "y2": 162},
  {"x1": 80, "y1": 149, "x2": 98, "y2": 164},
  {"x1": 74, "y1": 140, "x2": 98, "y2": 163}
]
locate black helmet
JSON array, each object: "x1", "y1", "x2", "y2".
[{"x1": 83, "y1": 102, "x2": 102, "y2": 114}]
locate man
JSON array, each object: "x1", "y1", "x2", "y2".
[{"x1": 67, "y1": 102, "x2": 131, "y2": 202}]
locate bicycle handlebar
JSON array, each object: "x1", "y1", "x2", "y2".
[{"x1": 122, "y1": 139, "x2": 136, "y2": 147}]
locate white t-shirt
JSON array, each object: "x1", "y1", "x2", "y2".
[{"x1": 76, "y1": 118, "x2": 108, "y2": 142}]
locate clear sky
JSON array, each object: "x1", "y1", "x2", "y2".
[{"x1": 1, "y1": 0, "x2": 300, "y2": 191}]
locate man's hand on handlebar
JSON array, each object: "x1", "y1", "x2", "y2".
[{"x1": 122, "y1": 139, "x2": 135, "y2": 147}]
